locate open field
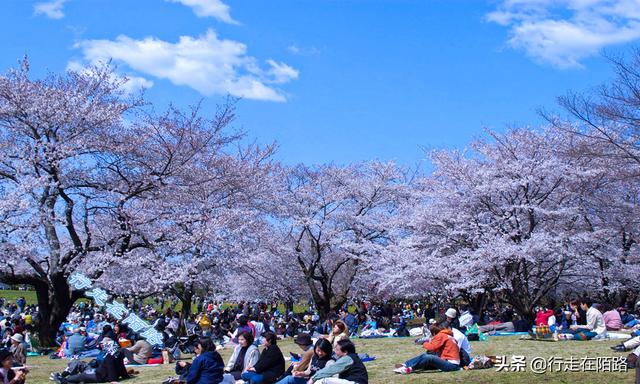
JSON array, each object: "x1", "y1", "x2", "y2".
[
  {"x1": 23, "y1": 336, "x2": 637, "y2": 384},
  {"x1": 0, "y1": 290, "x2": 311, "y2": 314},
  {"x1": 0, "y1": 290, "x2": 37, "y2": 304}
]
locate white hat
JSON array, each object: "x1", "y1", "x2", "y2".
[
  {"x1": 10, "y1": 334, "x2": 23, "y2": 343},
  {"x1": 445, "y1": 308, "x2": 457, "y2": 318}
]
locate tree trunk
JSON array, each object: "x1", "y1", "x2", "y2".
[
  {"x1": 463, "y1": 291, "x2": 488, "y2": 320},
  {"x1": 509, "y1": 299, "x2": 535, "y2": 324},
  {"x1": 34, "y1": 277, "x2": 76, "y2": 347},
  {"x1": 330, "y1": 297, "x2": 348, "y2": 316},
  {"x1": 178, "y1": 290, "x2": 193, "y2": 336},
  {"x1": 314, "y1": 297, "x2": 332, "y2": 321},
  {"x1": 284, "y1": 299, "x2": 294, "y2": 320}
]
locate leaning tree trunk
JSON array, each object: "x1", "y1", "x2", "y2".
[{"x1": 34, "y1": 275, "x2": 78, "y2": 347}]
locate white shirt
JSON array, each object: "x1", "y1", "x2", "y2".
[
  {"x1": 547, "y1": 315, "x2": 556, "y2": 326},
  {"x1": 458, "y1": 311, "x2": 473, "y2": 328},
  {"x1": 452, "y1": 328, "x2": 472, "y2": 356},
  {"x1": 586, "y1": 306, "x2": 606, "y2": 335},
  {"x1": 252, "y1": 321, "x2": 265, "y2": 337}
]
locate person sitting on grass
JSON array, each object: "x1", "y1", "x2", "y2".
[
  {"x1": 241, "y1": 331, "x2": 285, "y2": 384},
  {"x1": 276, "y1": 338, "x2": 334, "y2": 384},
  {"x1": 9, "y1": 333, "x2": 26, "y2": 366},
  {"x1": 309, "y1": 339, "x2": 368, "y2": 384},
  {"x1": 224, "y1": 331, "x2": 260, "y2": 381},
  {"x1": 393, "y1": 324, "x2": 460, "y2": 374},
  {"x1": 619, "y1": 307, "x2": 637, "y2": 327},
  {"x1": 230, "y1": 315, "x2": 255, "y2": 344},
  {"x1": 320, "y1": 321, "x2": 349, "y2": 349},
  {"x1": 534, "y1": 306, "x2": 556, "y2": 327},
  {"x1": 281, "y1": 333, "x2": 315, "y2": 379},
  {"x1": 602, "y1": 306, "x2": 623, "y2": 331},
  {"x1": 0, "y1": 350, "x2": 26, "y2": 384},
  {"x1": 122, "y1": 338, "x2": 153, "y2": 365},
  {"x1": 176, "y1": 337, "x2": 225, "y2": 384},
  {"x1": 457, "y1": 305, "x2": 474, "y2": 332},
  {"x1": 569, "y1": 298, "x2": 606, "y2": 340},
  {"x1": 446, "y1": 323, "x2": 472, "y2": 368},
  {"x1": 64, "y1": 328, "x2": 85, "y2": 358}
]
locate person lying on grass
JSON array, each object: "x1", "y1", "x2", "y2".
[{"x1": 394, "y1": 324, "x2": 460, "y2": 374}]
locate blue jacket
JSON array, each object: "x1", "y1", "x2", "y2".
[
  {"x1": 185, "y1": 351, "x2": 224, "y2": 384},
  {"x1": 67, "y1": 333, "x2": 87, "y2": 355}
]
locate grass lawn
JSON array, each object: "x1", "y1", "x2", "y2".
[
  {"x1": 0, "y1": 290, "x2": 311, "y2": 314},
  {"x1": 0, "y1": 290, "x2": 37, "y2": 304},
  {"x1": 24, "y1": 336, "x2": 636, "y2": 383}
]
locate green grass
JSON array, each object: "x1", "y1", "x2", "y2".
[
  {"x1": 22, "y1": 336, "x2": 636, "y2": 383},
  {"x1": 0, "y1": 290, "x2": 37, "y2": 304},
  {"x1": 0, "y1": 290, "x2": 311, "y2": 314}
]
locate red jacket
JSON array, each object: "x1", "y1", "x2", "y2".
[
  {"x1": 422, "y1": 329, "x2": 460, "y2": 362},
  {"x1": 535, "y1": 310, "x2": 554, "y2": 326}
]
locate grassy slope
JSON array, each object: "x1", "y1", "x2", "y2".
[{"x1": 23, "y1": 336, "x2": 636, "y2": 384}]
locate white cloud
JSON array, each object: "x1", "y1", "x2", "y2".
[
  {"x1": 166, "y1": 0, "x2": 238, "y2": 24},
  {"x1": 34, "y1": 0, "x2": 67, "y2": 19},
  {"x1": 119, "y1": 75, "x2": 155, "y2": 94},
  {"x1": 66, "y1": 60, "x2": 154, "y2": 95},
  {"x1": 487, "y1": 0, "x2": 640, "y2": 68},
  {"x1": 287, "y1": 45, "x2": 301, "y2": 54},
  {"x1": 287, "y1": 44, "x2": 321, "y2": 56},
  {"x1": 265, "y1": 60, "x2": 299, "y2": 84},
  {"x1": 74, "y1": 29, "x2": 298, "y2": 102}
]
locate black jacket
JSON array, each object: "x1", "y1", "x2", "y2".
[
  {"x1": 253, "y1": 345, "x2": 285, "y2": 383},
  {"x1": 95, "y1": 353, "x2": 129, "y2": 382},
  {"x1": 339, "y1": 354, "x2": 368, "y2": 384}
]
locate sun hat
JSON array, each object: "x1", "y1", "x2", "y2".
[
  {"x1": 11, "y1": 333, "x2": 23, "y2": 343},
  {"x1": 445, "y1": 308, "x2": 457, "y2": 318}
]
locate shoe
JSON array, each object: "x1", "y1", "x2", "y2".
[
  {"x1": 394, "y1": 363, "x2": 404, "y2": 368},
  {"x1": 611, "y1": 345, "x2": 627, "y2": 352},
  {"x1": 393, "y1": 366, "x2": 411, "y2": 374}
]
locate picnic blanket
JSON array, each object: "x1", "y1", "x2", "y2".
[
  {"x1": 125, "y1": 363, "x2": 162, "y2": 367},
  {"x1": 487, "y1": 332, "x2": 529, "y2": 336}
]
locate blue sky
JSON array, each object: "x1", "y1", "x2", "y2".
[{"x1": 2, "y1": 0, "x2": 640, "y2": 165}]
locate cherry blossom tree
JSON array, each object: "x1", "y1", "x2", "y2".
[
  {"x1": 218, "y1": 218, "x2": 308, "y2": 313},
  {"x1": 545, "y1": 49, "x2": 640, "y2": 304},
  {"x1": 0, "y1": 58, "x2": 239, "y2": 345},
  {"x1": 251, "y1": 162, "x2": 409, "y2": 319},
  {"x1": 148, "y1": 142, "x2": 277, "y2": 333},
  {"x1": 380, "y1": 128, "x2": 638, "y2": 320}
]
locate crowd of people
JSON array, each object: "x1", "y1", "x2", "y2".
[{"x1": 0, "y1": 294, "x2": 639, "y2": 382}]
